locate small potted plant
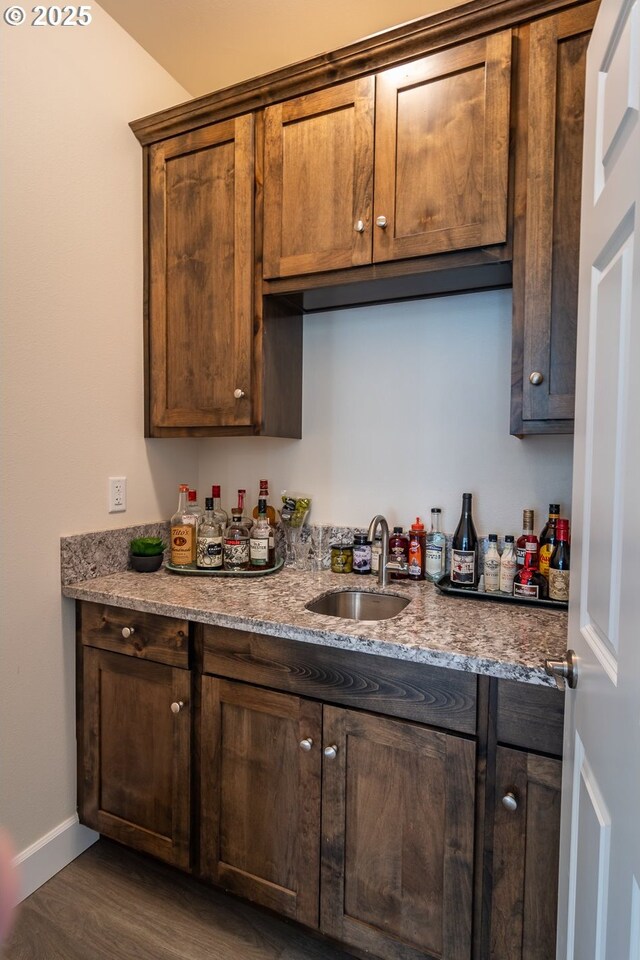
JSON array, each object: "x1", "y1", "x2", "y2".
[{"x1": 129, "y1": 536, "x2": 166, "y2": 573}]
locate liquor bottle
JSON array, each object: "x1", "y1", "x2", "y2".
[
  {"x1": 499, "y1": 535, "x2": 517, "y2": 593},
  {"x1": 388, "y1": 527, "x2": 409, "y2": 580},
  {"x1": 237, "y1": 488, "x2": 253, "y2": 530},
  {"x1": 210, "y1": 485, "x2": 228, "y2": 529},
  {"x1": 549, "y1": 519, "x2": 570, "y2": 602},
  {"x1": 538, "y1": 504, "x2": 560, "y2": 579},
  {"x1": 252, "y1": 480, "x2": 277, "y2": 527},
  {"x1": 197, "y1": 498, "x2": 223, "y2": 569},
  {"x1": 250, "y1": 496, "x2": 273, "y2": 568},
  {"x1": 407, "y1": 517, "x2": 426, "y2": 581},
  {"x1": 451, "y1": 493, "x2": 478, "y2": 588},
  {"x1": 186, "y1": 489, "x2": 204, "y2": 527},
  {"x1": 223, "y1": 504, "x2": 251, "y2": 571},
  {"x1": 425, "y1": 508, "x2": 446, "y2": 582},
  {"x1": 516, "y1": 510, "x2": 537, "y2": 569},
  {"x1": 513, "y1": 536, "x2": 548, "y2": 599},
  {"x1": 484, "y1": 534, "x2": 501, "y2": 592},
  {"x1": 170, "y1": 484, "x2": 195, "y2": 566}
]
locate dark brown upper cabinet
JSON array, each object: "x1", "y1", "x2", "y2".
[
  {"x1": 511, "y1": 2, "x2": 598, "y2": 435},
  {"x1": 263, "y1": 31, "x2": 511, "y2": 279}
]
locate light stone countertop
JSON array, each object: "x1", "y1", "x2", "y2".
[{"x1": 62, "y1": 566, "x2": 568, "y2": 686}]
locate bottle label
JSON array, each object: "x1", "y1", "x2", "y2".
[
  {"x1": 224, "y1": 538, "x2": 250, "y2": 567},
  {"x1": 171, "y1": 524, "x2": 195, "y2": 565},
  {"x1": 451, "y1": 549, "x2": 476, "y2": 584},
  {"x1": 407, "y1": 543, "x2": 423, "y2": 579},
  {"x1": 353, "y1": 544, "x2": 372, "y2": 573},
  {"x1": 516, "y1": 545, "x2": 526, "y2": 567},
  {"x1": 250, "y1": 537, "x2": 269, "y2": 565},
  {"x1": 197, "y1": 536, "x2": 223, "y2": 568},
  {"x1": 425, "y1": 544, "x2": 444, "y2": 577},
  {"x1": 499, "y1": 558, "x2": 517, "y2": 593},
  {"x1": 539, "y1": 544, "x2": 553, "y2": 578},
  {"x1": 484, "y1": 556, "x2": 501, "y2": 591},
  {"x1": 549, "y1": 568, "x2": 570, "y2": 602},
  {"x1": 513, "y1": 581, "x2": 539, "y2": 599}
]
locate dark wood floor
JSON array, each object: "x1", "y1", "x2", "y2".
[{"x1": 4, "y1": 840, "x2": 353, "y2": 960}]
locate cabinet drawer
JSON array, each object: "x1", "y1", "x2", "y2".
[
  {"x1": 202, "y1": 624, "x2": 477, "y2": 734},
  {"x1": 79, "y1": 601, "x2": 189, "y2": 667},
  {"x1": 495, "y1": 678, "x2": 564, "y2": 756}
]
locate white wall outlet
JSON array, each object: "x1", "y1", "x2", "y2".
[{"x1": 108, "y1": 476, "x2": 127, "y2": 513}]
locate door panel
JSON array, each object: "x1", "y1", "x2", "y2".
[
  {"x1": 321, "y1": 706, "x2": 475, "y2": 960},
  {"x1": 200, "y1": 678, "x2": 322, "y2": 927},
  {"x1": 263, "y1": 79, "x2": 374, "y2": 277},
  {"x1": 149, "y1": 116, "x2": 254, "y2": 430},
  {"x1": 374, "y1": 31, "x2": 511, "y2": 261}
]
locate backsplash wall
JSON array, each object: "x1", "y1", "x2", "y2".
[{"x1": 197, "y1": 289, "x2": 574, "y2": 538}]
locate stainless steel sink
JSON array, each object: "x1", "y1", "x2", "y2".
[{"x1": 305, "y1": 590, "x2": 410, "y2": 621}]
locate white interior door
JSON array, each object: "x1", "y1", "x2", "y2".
[{"x1": 556, "y1": 1, "x2": 640, "y2": 958}]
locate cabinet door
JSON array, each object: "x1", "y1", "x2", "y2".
[
  {"x1": 321, "y1": 706, "x2": 476, "y2": 960},
  {"x1": 374, "y1": 31, "x2": 512, "y2": 262},
  {"x1": 148, "y1": 115, "x2": 254, "y2": 433},
  {"x1": 81, "y1": 648, "x2": 191, "y2": 869},
  {"x1": 513, "y1": 3, "x2": 597, "y2": 432},
  {"x1": 263, "y1": 78, "x2": 374, "y2": 277},
  {"x1": 200, "y1": 677, "x2": 322, "y2": 927},
  {"x1": 489, "y1": 747, "x2": 562, "y2": 960}
]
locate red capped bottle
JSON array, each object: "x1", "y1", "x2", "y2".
[
  {"x1": 548, "y1": 519, "x2": 570, "y2": 602},
  {"x1": 516, "y1": 509, "x2": 537, "y2": 570},
  {"x1": 513, "y1": 536, "x2": 548, "y2": 599}
]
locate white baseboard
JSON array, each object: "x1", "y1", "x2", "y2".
[{"x1": 13, "y1": 815, "x2": 98, "y2": 902}]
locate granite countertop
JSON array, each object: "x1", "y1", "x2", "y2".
[{"x1": 62, "y1": 566, "x2": 568, "y2": 686}]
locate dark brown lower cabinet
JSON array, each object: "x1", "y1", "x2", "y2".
[{"x1": 489, "y1": 747, "x2": 562, "y2": 960}]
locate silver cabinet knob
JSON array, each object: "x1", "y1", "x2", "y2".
[
  {"x1": 354, "y1": 219, "x2": 365, "y2": 233},
  {"x1": 299, "y1": 738, "x2": 313, "y2": 752},
  {"x1": 529, "y1": 371, "x2": 544, "y2": 386},
  {"x1": 233, "y1": 388, "x2": 245, "y2": 399},
  {"x1": 324, "y1": 745, "x2": 338, "y2": 759},
  {"x1": 170, "y1": 701, "x2": 184, "y2": 714},
  {"x1": 502, "y1": 791, "x2": 518, "y2": 812},
  {"x1": 121, "y1": 627, "x2": 135, "y2": 639},
  {"x1": 375, "y1": 215, "x2": 388, "y2": 229},
  {"x1": 545, "y1": 649, "x2": 578, "y2": 689}
]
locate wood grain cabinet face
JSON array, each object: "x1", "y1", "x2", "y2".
[
  {"x1": 321, "y1": 706, "x2": 476, "y2": 960},
  {"x1": 148, "y1": 115, "x2": 254, "y2": 434},
  {"x1": 80, "y1": 647, "x2": 191, "y2": 870},
  {"x1": 489, "y1": 747, "x2": 562, "y2": 960},
  {"x1": 263, "y1": 31, "x2": 511, "y2": 278},
  {"x1": 512, "y1": 3, "x2": 598, "y2": 434}
]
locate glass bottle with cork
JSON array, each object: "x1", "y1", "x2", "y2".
[{"x1": 250, "y1": 494, "x2": 273, "y2": 569}]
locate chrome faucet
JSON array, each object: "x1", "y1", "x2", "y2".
[{"x1": 367, "y1": 514, "x2": 390, "y2": 587}]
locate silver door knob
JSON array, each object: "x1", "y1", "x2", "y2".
[
  {"x1": 354, "y1": 219, "x2": 365, "y2": 233},
  {"x1": 324, "y1": 745, "x2": 338, "y2": 759},
  {"x1": 545, "y1": 649, "x2": 578, "y2": 689},
  {"x1": 170, "y1": 701, "x2": 184, "y2": 714},
  {"x1": 375, "y1": 215, "x2": 388, "y2": 229},
  {"x1": 502, "y1": 791, "x2": 518, "y2": 812},
  {"x1": 121, "y1": 626, "x2": 135, "y2": 639},
  {"x1": 299, "y1": 738, "x2": 313, "y2": 752},
  {"x1": 233, "y1": 388, "x2": 245, "y2": 399},
  {"x1": 529, "y1": 371, "x2": 544, "y2": 385}
]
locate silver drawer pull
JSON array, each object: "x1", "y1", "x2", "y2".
[{"x1": 121, "y1": 627, "x2": 135, "y2": 639}]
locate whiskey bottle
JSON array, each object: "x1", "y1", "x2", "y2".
[
  {"x1": 252, "y1": 480, "x2": 277, "y2": 527},
  {"x1": 250, "y1": 496, "x2": 273, "y2": 568}
]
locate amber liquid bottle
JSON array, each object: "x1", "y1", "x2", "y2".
[
  {"x1": 252, "y1": 479, "x2": 277, "y2": 527},
  {"x1": 538, "y1": 504, "x2": 560, "y2": 579},
  {"x1": 549, "y1": 519, "x2": 570, "y2": 602}
]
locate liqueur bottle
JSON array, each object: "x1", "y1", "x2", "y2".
[
  {"x1": 210, "y1": 485, "x2": 228, "y2": 529},
  {"x1": 197, "y1": 498, "x2": 223, "y2": 569},
  {"x1": 516, "y1": 510, "x2": 537, "y2": 569},
  {"x1": 513, "y1": 536, "x2": 548, "y2": 599},
  {"x1": 499, "y1": 535, "x2": 517, "y2": 593},
  {"x1": 388, "y1": 527, "x2": 409, "y2": 580},
  {"x1": 252, "y1": 480, "x2": 277, "y2": 527},
  {"x1": 538, "y1": 504, "x2": 560, "y2": 579},
  {"x1": 250, "y1": 496, "x2": 273, "y2": 568},
  {"x1": 425, "y1": 508, "x2": 446, "y2": 582},
  {"x1": 224, "y1": 504, "x2": 251, "y2": 571},
  {"x1": 407, "y1": 517, "x2": 426, "y2": 581},
  {"x1": 170, "y1": 484, "x2": 195, "y2": 567},
  {"x1": 549, "y1": 519, "x2": 571, "y2": 602},
  {"x1": 451, "y1": 493, "x2": 478, "y2": 588},
  {"x1": 484, "y1": 534, "x2": 501, "y2": 592}
]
